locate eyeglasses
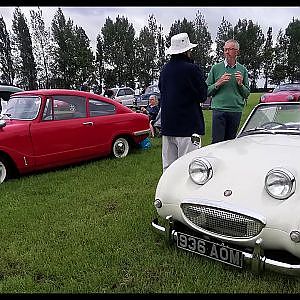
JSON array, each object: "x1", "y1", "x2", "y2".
[{"x1": 224, "y1": 48, "x2": 238, "y2": 51}]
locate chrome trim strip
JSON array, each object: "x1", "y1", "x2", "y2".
[
  {"x1": 133, "y1": 129, "x2": 151, "y2": 136},
  {"x1": 151, "y1": 217, "x2": 300, "y2": 277}
]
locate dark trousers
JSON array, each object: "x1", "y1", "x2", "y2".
[{"x1": 212, "y1": 110, "x2": 242, "y2": 144}]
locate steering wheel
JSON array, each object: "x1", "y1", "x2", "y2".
[{"x1": 260, "y1": 121, "x2": 287, "y2": 130}]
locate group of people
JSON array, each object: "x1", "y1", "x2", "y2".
[{"x1": 158, "y1": 32, "x2": 250, "y2": 172}]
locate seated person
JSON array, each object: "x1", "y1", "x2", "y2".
[
  {"x1": 151, "y1": 107, "x2": 161, "y2": 137},
  {"x1": 141, "y1": 94, "x2": 159, "y2": 137}
]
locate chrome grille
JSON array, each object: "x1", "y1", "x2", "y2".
[{"x1": 181, "y1": 203, "x2": 265, "y2": 238}]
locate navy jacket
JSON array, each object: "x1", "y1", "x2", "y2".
[{"x1": 158, "y1": 54, "x2": 207, "y2": 136}]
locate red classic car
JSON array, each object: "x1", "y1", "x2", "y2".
[
  {"x1": 260, "y1": 83, "x2": 300, "y2": 103},
  {"x1": 0, "y1": 89, "x2": 150, "y2": 183}
]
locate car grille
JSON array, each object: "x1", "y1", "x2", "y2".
[{"x1": 181, "y1": 203, "x2": 265, "y2": 238}]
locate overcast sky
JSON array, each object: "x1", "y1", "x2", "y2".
[{"x1": 0, "y1": 6, "x2": 299, "y2": 52}]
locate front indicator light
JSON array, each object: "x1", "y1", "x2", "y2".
[
  {"x1": 154, "y1": 199, "x2": 162, "y2": 208},
  {"x1": 265, "y1": 168, "x2": 295, "y2": 200},
  {"x1": 290, "y1": 231, "x2": 300, "y2": 243}
]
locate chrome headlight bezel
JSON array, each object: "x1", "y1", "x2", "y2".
[
  {"x1": 189, "y1": 157, "x2": 213, "y2": 185},
  {"x1": 265, "y1": 168, "x2": 295, "y2": 200}
]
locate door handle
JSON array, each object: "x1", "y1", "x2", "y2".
[{"x1": 82, "y1": 121, "x2": 94, "y2": 126}]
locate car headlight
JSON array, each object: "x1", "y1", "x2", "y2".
[
  {"x1": 265, "y1": 168, "x2": 295, "y2": 200},
  {"x1": 189, "y1": 158, "x2": 213, "y2": 185},
  {"x1": 287, "y1": 95, "x2": 294, "y2": 101},
  {"x1": 260, "y1": 95, "x2": 266, "y2": 102}
]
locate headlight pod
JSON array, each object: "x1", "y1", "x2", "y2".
[
  {"x1": 260, "y1": 95, "x2": 266, "y2": 102},
  {"x1": 189, "y1": 158, "x2": 213, "y2": 185},
  {"x1": 265, "y1": 168, "x2": 295, "y2": 200}
]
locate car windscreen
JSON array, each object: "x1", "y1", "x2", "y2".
[
  {"x1": 239, "y1": 103, "x2": 300, "y2": 136},
  {"x1": 145, "y1": 85, "x2": 160, "y2": 94},
  {"x1": 4, "y1": 96, "x2": 41, "y2": 120},
  {"x1": 273, "y1": 84, "x2": 300, "y2": 92}
]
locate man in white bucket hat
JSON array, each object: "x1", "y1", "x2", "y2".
[{"x1": 158, "y1": 32, "x2": 208, "y2": 172}]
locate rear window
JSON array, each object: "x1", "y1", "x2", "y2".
[{"x1": 88, "y1": 99, "x2": 116, "y2": 116}]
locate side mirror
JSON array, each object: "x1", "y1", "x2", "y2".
[{"x1": 191, "y1": 133, "x2": 201, "y2": 148}]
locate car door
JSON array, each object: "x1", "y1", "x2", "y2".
[
  {"x1": 30, "y1": 94, "x2": 99, "y2": 169},
  {"x1": 87, "y1": 98, "x2": 119, "y2": 155}
]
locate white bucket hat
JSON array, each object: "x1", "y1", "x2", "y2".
[{"x1": 165, "y1": 32, "x2": 198, "y2": 55}]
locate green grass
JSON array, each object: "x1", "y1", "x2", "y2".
[{"x1": 2, "y1": 92, "x2": 300, "y2": 293}]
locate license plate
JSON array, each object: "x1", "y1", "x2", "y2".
[{"x1": 177, "y1": 232, "x2": 243, "y2": 268}]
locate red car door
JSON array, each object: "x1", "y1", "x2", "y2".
[{"x1": 30, "y1": 95, "x2": 101, "y2": 169}]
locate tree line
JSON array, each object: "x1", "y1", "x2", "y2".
[{"x1": 0, "y1": 7, "x2": 300, "y2": 92}]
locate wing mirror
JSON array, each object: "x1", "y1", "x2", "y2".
[{"x1": 191, "y1": 133, "x2": 201, "y2": 148}]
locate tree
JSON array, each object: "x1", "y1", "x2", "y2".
[
  {"x1": 269, "y1": 29, "x2": 288, "y2": 85},
  {"x1": 285, "y1": 18, "x2": 300, "y2": 82},
  {"x1": 234, "y1": 19, "x2": 265, "y2": 90},
  {"x1": 12, "y1": 7, "x2": 37, "y2": 90},
  {"x1": 193, "y1": 10, "x2": 213, "y2": 74},
  {"x1": 72, "y1": 25, "x2": 95, "y2": 86},
  {"x1": 135, "y1": 26, "x2": 156, "y2": 88},
  {"x1": 261, "y1": 27, "x2": 274, "y2": 89},
  {"x1": 30, "y1": 7, "x2": 51, "y2": 88},
  {"x1": 215, "y1": 17, "x2": 234, "y2": 62},
  {"x1": 168, "y1": 18, "x2": 196, "y2": 45},
  {"x1": 101, "y1": 15, "x2": 135, "y2": 88},
  {"x1": 0, "y1": 16, "x2": 14, "y2": 84},
  {"x1": 157, "y1": 24, "x2": 166, "y2": 73},
  {"x1": 95, "y1": 34, "x2": 104, "y2": 91},
  {"x1": 51, "y1": 8, "x2": 94, "y2": 89}
]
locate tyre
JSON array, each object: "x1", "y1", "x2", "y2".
[
  {"x1": 112, "y1": 137, "x2": 130, "y2": 158},
  {"x1": 0, "y1": 156, "x2": 10, "y2": 183}
]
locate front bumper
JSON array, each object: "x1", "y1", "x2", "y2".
[{"x1": 152, "y1": 216, "x2": 300, "y2": 277}]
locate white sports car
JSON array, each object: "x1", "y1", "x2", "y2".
[{"x1": 152, "y1": 102, "x2": 300, "y2": 277}]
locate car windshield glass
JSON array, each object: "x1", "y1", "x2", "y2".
[
  {"x1": 273, "y1": 84, "x2": 300, "y2": 92},
  {"x1": 145, "y1": 85, "x2": 159, "y2": 94},
  {"x1": 240, "y1": 103, "x2": 300, "y2": 136},
  {"x1": 5, "y1": 96, "x2": 41, "y2": 120}
]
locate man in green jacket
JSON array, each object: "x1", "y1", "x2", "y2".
[{"x1": 206, "y1": 39, "x2": 250, "y2": 143}]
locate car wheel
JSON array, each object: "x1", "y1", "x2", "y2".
[
  {"x1": 112, "y1": 137, "x2": 130, "y2": 158},
  {"x1": 0, "y1": 156, "x2": 11, "y2": 183}
]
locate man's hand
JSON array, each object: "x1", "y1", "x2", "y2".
[
  {"x1": 235, "y1": 71, "x2": 243, "y2": 86},
  {"x1": 216, "y1": 72, "x2": 231, "y2": 89}
]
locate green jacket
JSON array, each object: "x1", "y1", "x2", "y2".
[{"x1": 206, "y1": 61, "x2": 250, "y2": 112}]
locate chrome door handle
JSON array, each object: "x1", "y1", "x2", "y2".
[{"x1": 82, "y1": 121, "x2": 94, "y2": 126}]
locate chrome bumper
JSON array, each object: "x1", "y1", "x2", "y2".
[
  {"x1": 151, "y1": 216, "x2": 300, "y2": 277},
  {"x1": 133, "y1": 129, "x2": 150, "y2": 136}
]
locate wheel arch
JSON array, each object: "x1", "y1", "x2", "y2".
[{"x1": 0, "y1": 150, "x2": 19, "y2": 180}]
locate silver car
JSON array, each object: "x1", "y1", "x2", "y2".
[{"x1": 110, "y1": 87, "x2": 135, "y2": 107}]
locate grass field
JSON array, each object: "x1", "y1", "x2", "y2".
[{"x1": 1, "y1": 93, "x2": 300, "y2": 293}]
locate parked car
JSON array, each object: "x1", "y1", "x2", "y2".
[
  {"x1": 260, "y1": 83, "x2": 300, "y2": 103},
  {"x1": 136, "y1": 84, "x2": 160, "y2": 108},
  {"x1": 152, "y1": 101, "x2": 300, "y2": 277},
  {"x1": 0, "y1": 84, "x2": 23, "y2": 113},
  {"x1": 110, "y1": 87, "x2": 136, "y2": 107},
  {"x1": 136, "y1": 83, "x2": 211, "y2": 109},
  {"x1": 0, "y1": 89, "x2": 150, "y2": 183}
]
